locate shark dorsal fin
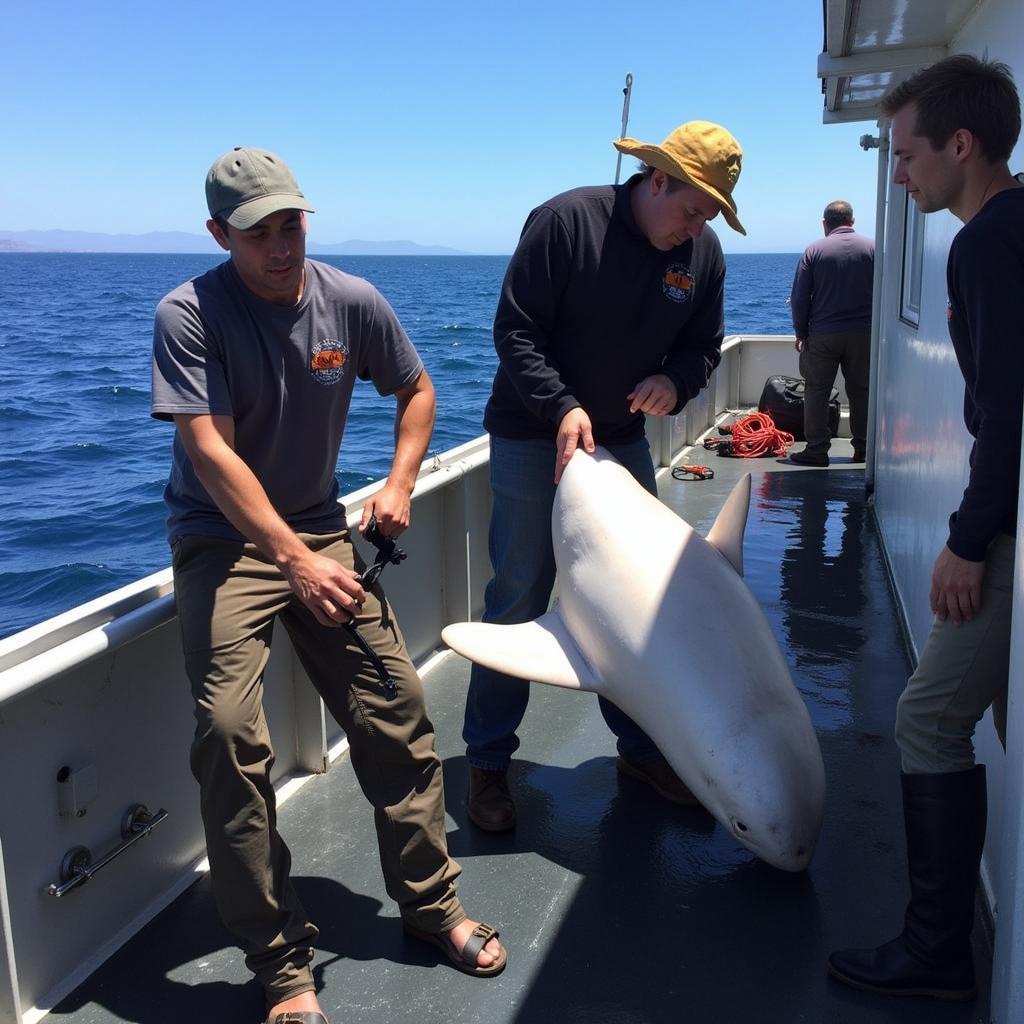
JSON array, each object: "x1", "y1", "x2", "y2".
[{"x1": 705, "y1": 473, "x2": 751, "y2": 576}]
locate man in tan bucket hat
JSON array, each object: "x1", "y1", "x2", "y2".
[
  {"x1": 463, "y1": 121, "x2": 745, "y2": 831},
  {"x1": 613, "y1": 120, "x2": 746, "y2": 236}
]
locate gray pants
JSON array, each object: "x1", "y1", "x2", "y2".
[
  {"x1": 798, "y1": 331, "x2": 870, "y2": 454},
  {"x1": 895, "y1": 533, "x2": 1016, "y2": 774}
]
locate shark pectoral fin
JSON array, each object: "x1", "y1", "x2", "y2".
[
  {"x1": 705, "y1": 472, "x2": 751, "y2": 576},
  {"x1": 441, "y1": 609, "x2": 600, "y2": 692}
]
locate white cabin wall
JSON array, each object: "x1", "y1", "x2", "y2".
[
  {"x1": 873, "y1": 192, "x2": 965, "y2": 649},
  {"x1": 871, "y1": 0, "x2": 1024, "y2": 906}
]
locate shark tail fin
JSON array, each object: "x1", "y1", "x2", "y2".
[
  {"x1": 442, "y1": 609, "x2": 601, "y2": 693},
  {"x1": 705, "y1": 472, "x2": 751, "y2": 576}
]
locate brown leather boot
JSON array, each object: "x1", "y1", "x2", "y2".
[
  {"x1": 467, "y1": 767, "x2": 516, "y2": 831},
  {"x1": 617, "y1": 755, "x2": 702, "y2": 807}
]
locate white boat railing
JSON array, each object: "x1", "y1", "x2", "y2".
[{"x1": 644, "y1": 333, "x2": 849, "y2": 465}]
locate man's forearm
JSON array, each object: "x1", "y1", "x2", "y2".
[
  {"x1": 947, "y1": 427, "x2": 1020, "y2": 561},
  {"x1": 662, "y1": 336, "x2": 723, "y2": 412},
  {"x1": 388, "y1": 376, "x2": 436, "y2": 494},
  {"x1": 790, "y1": 253, "x2": 813, "y2": 337},
  {"x1": 495, "y1": 325, "x2": 578, "y2": 426},
  {"x1": 791, "y1": 300, "x2": 809, "y2": 338},
  {"x1": 175, "y1": 415, "x2": 364, "y2": 624},
  {"x1": 189, "y1": 442, "x2": 308, "y2": 567}
]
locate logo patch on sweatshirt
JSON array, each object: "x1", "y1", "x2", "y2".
[
  {"x1": 310, "y1": 339, "x2": 349, "y2": 385},
  {"x1": 663, "y1": 263, "x2": 694, "y2": 303}
]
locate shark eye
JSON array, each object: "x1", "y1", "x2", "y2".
[{"x1": 735, "y1": 821, "x2": 749, "y2": 833}]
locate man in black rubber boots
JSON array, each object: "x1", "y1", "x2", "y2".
[{"x1": 827, "y1": 55, "x2": 1023, "y2": 1002}]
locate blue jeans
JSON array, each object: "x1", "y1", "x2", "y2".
[{"x1": 463, "y1": 435, "x2": 662, "y2": 770}]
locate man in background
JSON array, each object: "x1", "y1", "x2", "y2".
[
  {"x1": 462, "y1": 121, "x2": 745, "y2": 831},
  {"x1": 789, "y1": 200, "x2": 874, "y2": 466},
  {"x1": 152, "y1": 147, "x2": 505, "y2": 1024},
  {"x1": 828, "y1": 55, "x2": 1022, "y2": 1002}
]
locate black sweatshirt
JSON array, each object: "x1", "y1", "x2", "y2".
[
  {"x1": 483, "y1": 174, "x2": 726, "y2": 446},
  {"x1": 945, "y1": 185, "x2": 1024, "y2": 561}
]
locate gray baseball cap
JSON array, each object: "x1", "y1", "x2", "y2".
[{"x1": 206, "y1": 147, "x2": 315, "y2": 229}]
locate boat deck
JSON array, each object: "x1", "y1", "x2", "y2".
[{"x1": 50, "y1": 440, "x2": 993, "y2": 1024}]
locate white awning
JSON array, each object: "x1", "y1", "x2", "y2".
[{"x1": 818, "y1": 0, "x2": 985, "y2": 123}]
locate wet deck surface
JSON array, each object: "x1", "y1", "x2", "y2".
[{"x1": 51, "y1": 439, "x2": 993, "y2": 1024}]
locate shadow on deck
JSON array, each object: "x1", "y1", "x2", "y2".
[{"x1": 50, "y1": 440, "x2": 993, "y2": 1024}]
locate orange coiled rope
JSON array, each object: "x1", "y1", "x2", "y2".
[{"x1": 704, "y1": 412, "x2": 794, "y2": 458}]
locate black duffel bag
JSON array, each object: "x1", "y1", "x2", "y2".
[{"x1": 757, "y1": 375, "x2": 840, "y2": 441}]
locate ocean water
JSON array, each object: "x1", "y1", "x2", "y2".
[{"x1": 0, "y1": 251, "x2": 798, "y2": 639}]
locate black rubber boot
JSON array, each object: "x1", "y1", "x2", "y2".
[{"x1": 828, "y1": 765, "x2": 986, "y2": 1001}]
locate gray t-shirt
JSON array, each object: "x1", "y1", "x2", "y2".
[{"x1": 151, "y1": 258, "x2": 423, "y2": 543}]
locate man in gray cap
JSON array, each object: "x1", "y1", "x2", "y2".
[{"x1": 151, "y1": 147, "x2": 506, "y2": 1024}]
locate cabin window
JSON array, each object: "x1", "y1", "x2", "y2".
[{"x1": 899, "y1": 191, "x2": 924, "y2": 327}]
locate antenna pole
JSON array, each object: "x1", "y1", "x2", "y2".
[{"x1": 614, "y1": 72, "x2": 634, "y2": 184}]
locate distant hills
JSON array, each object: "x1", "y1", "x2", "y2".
[
  {"x1": 0, "y1": 229, "x2": 468, "y2": 256},
  {"x1": 312, "y1": 239, "x2": 467, "y2": 256}
]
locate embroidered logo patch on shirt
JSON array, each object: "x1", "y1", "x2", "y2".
[
  {"x1": 310, "y1": 339, "x2": 349, "y2": 385},
  {"x1": 663, "y1": 263, "x2": 694, "y2": 303}
]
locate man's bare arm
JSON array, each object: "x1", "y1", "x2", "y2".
[
  {"x1": 359, "y1": 368, "x2": 436, "y2": 537},
  {"x1": 174, "y1": 413, "x2": 364, "y2": 626}
]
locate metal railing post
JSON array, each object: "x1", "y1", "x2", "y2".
[{"x1": 864, "y1": 120, "x2": 889, "y2": 491}]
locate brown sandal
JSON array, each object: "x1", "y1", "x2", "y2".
[{"x1": 404, "y1": 921, "x2": 507, "y2": 977}]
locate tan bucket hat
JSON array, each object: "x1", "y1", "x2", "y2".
[{"x1": 614, "y1": 121, "x2": 745, "y2": 235}]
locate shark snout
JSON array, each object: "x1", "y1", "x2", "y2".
[{"x1": 728, "y1": 815, "x2": 815, "y2": 872}]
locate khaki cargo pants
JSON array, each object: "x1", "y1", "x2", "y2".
[
  {"x1": 172, "y1": 530, "x2": 465, "y2": 1004},
  {"x1": 895, "y1": 532, "x2": 1016, "y2": 774}
]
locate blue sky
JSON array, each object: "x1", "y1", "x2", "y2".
[{"x1": 3, "y1": 1, "x2": 880, "y2": 254}]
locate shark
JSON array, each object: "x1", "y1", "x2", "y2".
[{"x1": 442, "y1": 447, "x2": 826, "y2": 872}]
